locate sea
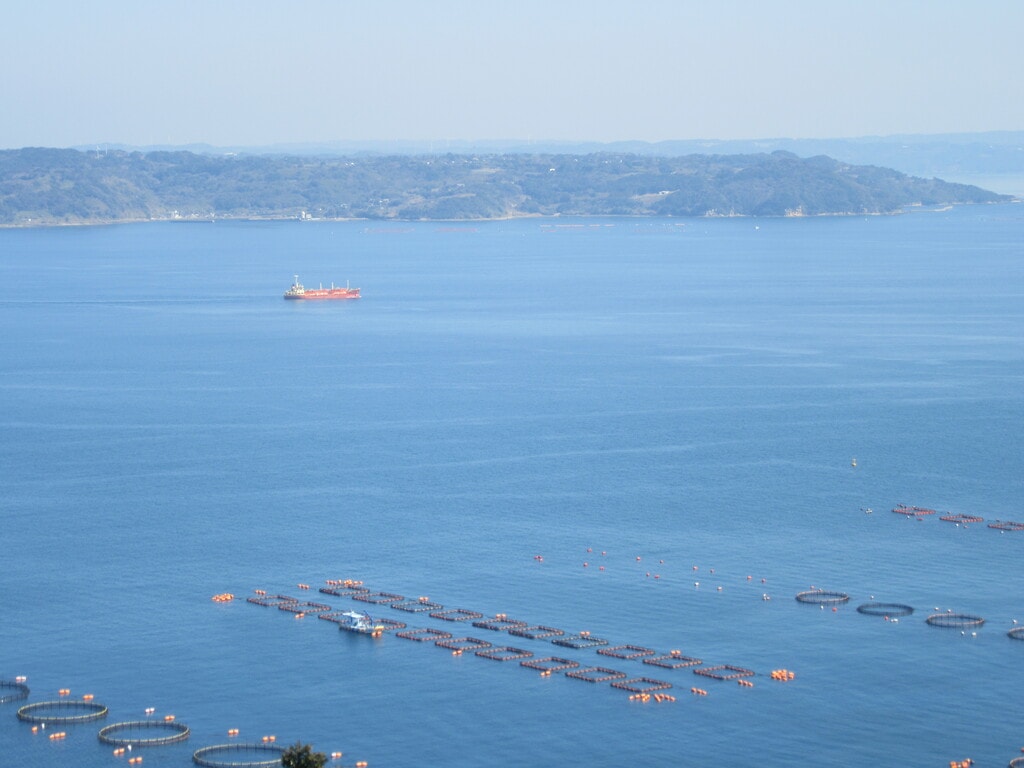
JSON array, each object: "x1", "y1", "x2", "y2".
[{"x1": 1, "y1": 205, "x2": 1022, "y2": 768}]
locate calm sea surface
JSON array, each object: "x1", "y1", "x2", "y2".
[{"x1": 1, "y1": 207, "x2": 1022, "y2": 767}]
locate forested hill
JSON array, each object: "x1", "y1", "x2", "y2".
[{"x1": 0, "y1": 147, "x2": 1010, "y2": 226}]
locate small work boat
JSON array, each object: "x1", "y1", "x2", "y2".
[{"x1": 338, "y1": 610, "x2": 384, "y2": 636}]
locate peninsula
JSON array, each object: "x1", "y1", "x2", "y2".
[{"x1": 0, "y1": 147, "x2": 1009, "y2": 226}]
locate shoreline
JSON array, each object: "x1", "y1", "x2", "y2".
[{"x1": 1, "y1": 200, "x2": 1017, "y2": 230}]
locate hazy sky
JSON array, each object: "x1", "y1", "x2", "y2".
[{"x1": 2, "y1": 0, "x2": 1022, "y2": 149}]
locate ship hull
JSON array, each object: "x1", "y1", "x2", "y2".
[
  {"x1": 283, "y1": 276, "x2": 360, "y2": 300},
  {"x1": 283, "y1": 289, "x2": 361, "y2": 300}
]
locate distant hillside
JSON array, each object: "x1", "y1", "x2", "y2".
[
  {"x1": 0, "y1": 147, "x2": 1009, "y2": 226},
  {"x1": 82, "y1": 130, "x2": 1024, "y2": 179}
]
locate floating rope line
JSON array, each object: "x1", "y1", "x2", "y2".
[
  {"x1": 856, "y1": 603, "x2": 914, "y2": 617},
  {"x1": 98, "y1": 720, "x2": 190, "y2": 746},
  {"x1": 0, "y1": 680, "x2": 30, "y2": 704},
  {"x1": 192, "y1": 743, "x2": 285, "y2": 768},
  {"x1": 17, "y1": 700, "x2": 109, "y2": 724},
  {"x1": 926, "y1": 613, "x2": 985, "y2": 628},
  {"x1": 795, "y1": 590, "x2": 850, "y2": 605}
]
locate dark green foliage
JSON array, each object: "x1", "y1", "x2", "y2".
[
  {"x1": 0, "y1": 147, "x2": 1008, "y2": 225},
  {"x1": 281, "y1": 741, "x2": 328, "y2": 768}
]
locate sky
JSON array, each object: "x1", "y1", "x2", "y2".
[{"x1": 2, "y1": 0, "x2": 1022, "y2": 149}]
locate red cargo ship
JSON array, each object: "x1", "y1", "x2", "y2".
[{"x1": 283, "y1": 275, "x2": 360, "y2": 300}]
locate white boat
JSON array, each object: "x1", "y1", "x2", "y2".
[{"x1": 338, "y1": 610, "x2": 383, "y2": 636}]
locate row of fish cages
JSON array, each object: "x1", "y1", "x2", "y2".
[
  {"x1": 796, "y1": 589, "x2": 1019, "y2": 634},
  {"x1": 892, "y1": 504, "x2": 1024, "y2": 531},
  {"x1": 247, "y1": 581, "x2": 782, "y2": 696}
]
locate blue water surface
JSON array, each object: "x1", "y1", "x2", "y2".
[{"x1": 1, "y1": 207, "x2": 1022, "y2": 767}]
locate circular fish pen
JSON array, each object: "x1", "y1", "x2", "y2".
[
  {"x1": 17, "y1": 700, "x2": 109, "y2": 724},
  {"x1": 0, "y1": 681, "x2": 30, "y2": 704},
  {"x1": 1010, "y1": 758, "x2": 1024, "y2": 768},
  {"x1": 857, "y1": 602, "x2": 914, "y2": 617},
  {"x1": 193, "y1": 743, "x2": 285, "y2": 768},
  {"x1": 795, "y1": 590, "x2": 850, "y2": 605},
  {"x1": 926, "y1": 613, "x2": 985, "y2": 628},
  {"x1": 1007, "y1": 627, "x2": 1024, "y2": 641},
  {"x1": 98, "y1": 720, "x2": 190, "y2": 747}
]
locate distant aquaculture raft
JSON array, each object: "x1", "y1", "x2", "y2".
[
  {"x1": 98, "y1": 720, "x2": 190, "y2": 746},
  {"x1": 988, "y1": 520, "x2": 1024, "y2": 531},
  {"x1": 892, "y1": 504, "x2": 936, "y2": 517},
  {"x1": 241, "y1": 579, "x2": 784, "y2": 703}
]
